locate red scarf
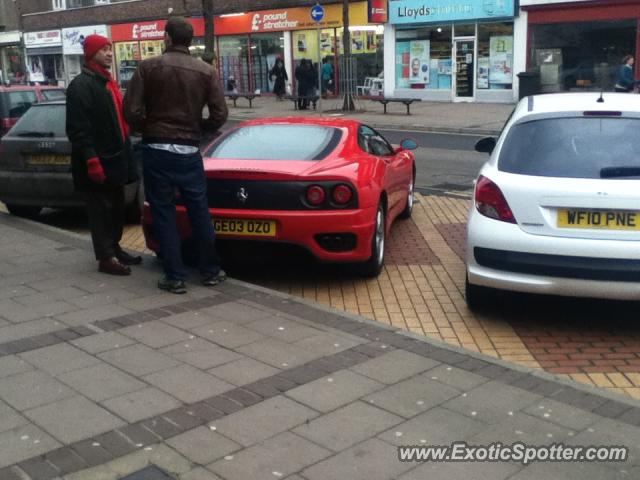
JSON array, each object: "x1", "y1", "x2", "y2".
[{"x1": 86, "y1": 61, "x2": 130, "y2": 141}]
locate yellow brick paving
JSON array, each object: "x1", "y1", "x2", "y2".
[{"x1": 3, "y1": 197, "x2": 640, "y2": 399}]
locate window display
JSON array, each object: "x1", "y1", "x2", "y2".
[
  {"x1": 477, "y1": 22, "x2": 513, "y2": 90},
  {"x1": 396, "y1": 26, "x2": 452, "y2": 90},
  {"x1": 251, "y1": 33, "x2": 285, "y2": 94},
  {"x1": 219, "y1": 36, "x2": 250, "y2": 93}
]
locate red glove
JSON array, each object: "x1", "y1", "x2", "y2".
[{"x1": 87, "y1": 157, "x2": 106, "y2": 184}]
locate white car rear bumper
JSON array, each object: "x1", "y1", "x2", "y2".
[{"x1": 467, "y1": 211, "x2": 640, "y2": 301}]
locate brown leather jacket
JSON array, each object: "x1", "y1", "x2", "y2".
[{"x1": 123, "y1": 45, "x2": 228, "y2": 146}]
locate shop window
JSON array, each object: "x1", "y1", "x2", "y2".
[
  {"x1": 250, "y1": 33, "x2": 285, "y2": 94},
  {"x1": 336, "y1": 26, "x2": 384, "y2": 88},
  {"x1": 115, "y1": 42, "x2": 141, "y2": 89},
  {"x1": 454, "y1": 24, "x2": 475, "y2": 37},
  {"x1": 530, "y1": 20, "x2": 635, "y2": 93},
  {"x1": 189, "y1": 38, "x2": 205, "y2": 59},
  {"x1": 477, "y1": 22, "x2": 513, "y2": 91},
  {"x1": 396, "y1": 26, "x2": 452, "y2": 90},
  {"x1": 219, "y1": 36, "x2": 250, "y2": 93},
  {"x1": 5, "y1": 46, "x2": 25, "y2": 84},
  {"x1": 293, "y1": 30, "x2": 321, "y2": 66}
]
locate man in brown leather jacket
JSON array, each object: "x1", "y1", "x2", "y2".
[{"x1": 124, "y1": 16, "x2": 228, "y2": 294}]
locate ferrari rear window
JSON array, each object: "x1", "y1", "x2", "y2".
[
  {"x1": 498, "y1": 116, "x2": 640, "y2": 178},
  {"x1": 206, "y1": 125, "x2": 342, "y2": 161}
]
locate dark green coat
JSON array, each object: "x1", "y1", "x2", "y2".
[{"x1": 66, "y1": 67, "x2": 137, "y2": 192}]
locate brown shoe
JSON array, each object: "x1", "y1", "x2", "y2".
[
  {"x1": 98, "y1": 257, "x2": 131, "y2": 276},
  {"x1": 116, "y1": 249, "x2": 142, "y2": 265}
]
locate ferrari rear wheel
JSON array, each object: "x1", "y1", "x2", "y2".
[
  {"x1": 398, "y1": 170, "x2": 415, "y2": 219},
  {"x1": 355, "y1": 201, "x2": 386, "y2": 277}
]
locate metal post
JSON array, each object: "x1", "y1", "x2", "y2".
[{"x1": 317, "y1": 25, "x2": 322, "y2": 110}]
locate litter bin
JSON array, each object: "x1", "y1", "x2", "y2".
[{"x1": 517, "y1": 71, "x2": 540, "y2": 100}]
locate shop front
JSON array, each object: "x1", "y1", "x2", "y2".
[
  {"x1": 522, "y1": 0, "x2": 640, "y2": 93},
  {"x1": 62, "y1": 25, "x2": 108, "y2": 84},
  {"x1": 0, "y1": 32, "x2": 24, "y2": 85},
  {"x1": 110, "y1": 18, "x2": 205, "y2": 88},
  {"x1": 214, "y1": 2, "x2": 383, "y2": 96},
  {"x1": 24, "y1": 30, "x2": 64, "y2": 86},
  {"x1": 386, "y1": 0, "x2": 519, "y2": 102}
]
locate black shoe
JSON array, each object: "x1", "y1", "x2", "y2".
[
  {"x1": 202, "y1": 270, "x2": 227, "y2": 287},
  {"x1": 158, "y1": 276, "x2": 187, "y2": 294},
  {"x1": 116, "y1": 249, "x2": 142, "y2": 265},
  {"x1": 98, "y1": 257, "x2": 131, "y2": 276}
]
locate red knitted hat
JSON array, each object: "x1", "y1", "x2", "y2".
[{"x1": 83, "y1": 34, "x2": 111, "y2": 62}]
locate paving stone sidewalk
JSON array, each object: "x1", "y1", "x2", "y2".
[
  {"x1": 222, "y1": 97, "x2": 514, "y2": 136},
  {"x1": 0, "y1": 212, "x2": 639, "y2": 480}
]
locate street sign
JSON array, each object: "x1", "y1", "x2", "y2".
[{"x1": 310, "y1": 4, "x2": 325, "y2": 23}]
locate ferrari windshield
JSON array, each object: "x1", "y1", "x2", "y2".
[{"x1": 206, "y1": 124, "x2": 342, "y2": 161}]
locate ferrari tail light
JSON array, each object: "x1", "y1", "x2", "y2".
[
  {"x1": 332, "y1": 184, "x2": 353, "y2": 205},
  {"x1": 306, "y1": 185, "x2": 326, "y2": 206},
  {"x1": 475, "y1": 175, "x2": 516, "y2": 224}
]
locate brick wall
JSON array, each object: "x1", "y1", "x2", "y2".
[
  {"x1": 20, "y1": 0, "x2": 345, "y2": 31},
  {"x1": 0, "y1": 0, "x2": 21, "y2": 31}
]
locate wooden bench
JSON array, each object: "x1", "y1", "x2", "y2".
[
  {"x1": 371, "y1": 97, "x2": 420, "y2": 115},
  {"x1": 283, "y1": 94, "x2": 319, "y2": 110},
  {"x1": 225, "y1": 93, "x2": 260, "y2": 108}
]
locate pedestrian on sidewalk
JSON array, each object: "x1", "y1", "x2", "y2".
[
  {"x1": 614, "y1": 55, "x2": 638, "y2": 92},
  {"x1": 295, "y1": 59, "x2": 315, "y2": 109},
  {"x1": 270, "y1": 57, "x2": 288, "y2": 100},
  {"x1": 66, "y1": 34, "x2": 142, "y2": 276},
  {"x1": 124, "y1": 16, "x2": 228, "y2": 295},
  {"x1": 321, "y1": 57, "x2": 334, "y2": 98}
]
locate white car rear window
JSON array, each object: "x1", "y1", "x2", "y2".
[{"x1": 499, "y1": 116, "x2": 640, "y2": 179}]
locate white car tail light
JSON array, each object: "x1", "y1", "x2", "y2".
[{"x1": 475, "y1": 175, "x2": 517, "y2": 224}]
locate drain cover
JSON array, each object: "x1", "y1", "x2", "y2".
[{"x1": 120, "y1": 465, "x2": 176, "y2": 480}]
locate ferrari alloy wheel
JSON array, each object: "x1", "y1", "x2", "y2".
[
  {"x1": 356, "y1": 201, "x2": 386, "y2": 277},
  {"x1": 399, "y1": 171, "x2": 415, "y2": 219}
]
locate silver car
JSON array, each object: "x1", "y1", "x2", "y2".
[{"x1": 0, "y1": 101, "x2": 142, "y2": 220}]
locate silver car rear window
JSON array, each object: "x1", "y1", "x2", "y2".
[
  {"x1": 206, "y1": 125, "x2": 342, "y2": 161},
  {"x1": 8, "y1": 104, "x2": 66, "y2": 137},
  {"x1": 498, "y1": 116, "x2": 640, "y2": 179},
  {"x1": 3, "y1": 91, "x2": 38, "y2": 117}
]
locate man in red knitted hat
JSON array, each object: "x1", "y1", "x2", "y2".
[{"x1": 66, "y1": 34, "x2": 142, "y2": 275}]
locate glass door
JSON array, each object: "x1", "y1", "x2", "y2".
[{"x1": 454, "y1": 39, "x2": 475, "y2": 101}]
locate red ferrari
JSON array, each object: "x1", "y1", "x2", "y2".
[{"x1": 142, "y1": 117, "x2": 417, "y2": 276}]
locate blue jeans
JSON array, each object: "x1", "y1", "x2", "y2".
[{"x1": 142, "y1": 146, "x2": 220, "y2": 281}]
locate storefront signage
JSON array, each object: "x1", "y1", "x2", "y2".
[
  {"x1": 368, "y1": 0, "x2": 389, "y2": 23},
  {"x1": 62, "y1": 25, "x2": 108, "y2": 55},
  {"x1": 389, "y1": 0, "x2": 515, "y2": 24},
  {"x1": 215, "y1": 3, "x2": 368, "y2": 35},
  {"x1": 0, "y1": 32, "x2": 21, "y2": 45},
  {"x1": 110, "y1": 18, "x2": 205, "y2": 42},
  {"x1": 24, "y1": 30, "x2": 62, "y2": 48}
]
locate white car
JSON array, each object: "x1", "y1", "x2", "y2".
[{"x1": 466, "y1": 92, "x2": 640, "y2": 309}]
